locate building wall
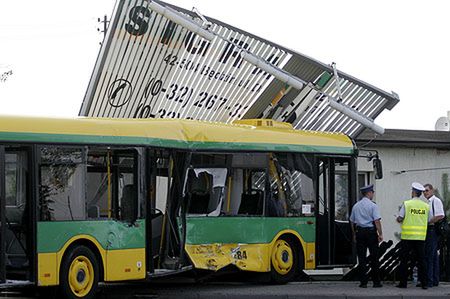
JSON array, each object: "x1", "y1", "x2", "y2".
[{"x1": 358, "y1": 146, "x2": 450, "y2": 243}]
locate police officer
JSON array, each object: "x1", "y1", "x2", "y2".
[
  {"x1": 396, "y1": 182, "x2": 432, "y2": 289},
  {"x1": 423, "y1": 183, "x2": 445, "y2": 287},
  {"x1": 350, "y1": 184, "x2": 383, "y2": 288}
]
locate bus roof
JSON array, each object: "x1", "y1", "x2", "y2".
[{"x1": 0, "y1": 116, "x2": 355, "y2": 154}]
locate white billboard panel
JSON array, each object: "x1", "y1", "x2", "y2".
[{"x1": 81, "y1": 0, "x2": 291, "y2": 122}]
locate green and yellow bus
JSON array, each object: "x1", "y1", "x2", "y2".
[{"x1": 0, "y1": 116, "x2": 360, "y2": 298}]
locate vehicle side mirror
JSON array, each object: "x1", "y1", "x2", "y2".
[{"x1": 373, "y1": 158, "x2": 383, "y2": 180}]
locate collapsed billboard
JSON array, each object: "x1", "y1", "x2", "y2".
[
  {"x1": 81, "y1": 0, "x2": 291, "y2": 123},
  {"x1": 80, "y1": 0, "x2": 399, "y2": 137}
]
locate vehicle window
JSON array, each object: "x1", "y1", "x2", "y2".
[
  {"x1": 273, "y1": 153, "x2": 315, "y2": 217},
  {"x1": 86, "y1": 148, "x2": 137, "y2": 222},
  {"x1": 5, "y1": 151, "x2": 27, "y2": 208},
  {"x1": 335, "y1": 161, "x2": 350, "y2": 221},
  {"x1": 229, "y1": 153, "x2": 267, "y2": 216},
  {"x1": 39, "y1": 147, "x2": 86, "y2": 221},
  {"x1": 186, "y1": 168, "x2": 227, "y2": 216}
]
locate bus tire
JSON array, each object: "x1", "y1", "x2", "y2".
[
  {"x1": 270, "y1": 237, "x2": 298, "y2": 284},
  {"x1": 59, "y1": 245, "x2": 99, "y2": 299}
]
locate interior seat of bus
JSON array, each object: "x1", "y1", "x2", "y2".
[
  {"x1": 187, "y1": 171, "x2": 212, "y2": 214},
  {"x1": 238, "y1": 189, "x2": 263, "y2": 215},
  {"x1": 120, "y1": 184, "x2": 136, "y2": 221}
]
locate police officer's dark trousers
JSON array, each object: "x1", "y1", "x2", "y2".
[
  {"x1": 425, "y1": 227, "x2": 440, "y2": 286},
  {"x1": 398, "y1": 240, "x2": 427, "y2": 287},
  {"x1": 356, "y1": 227, "x2": 380, "y2": 285}
]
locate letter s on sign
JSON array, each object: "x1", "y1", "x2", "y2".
[{"x1": 125, "y1": 6, "x2": 151, "y2": 36}]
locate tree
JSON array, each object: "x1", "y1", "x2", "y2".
[{"x1": 0, "y1": 69, "x2": 13, "y2": 82}]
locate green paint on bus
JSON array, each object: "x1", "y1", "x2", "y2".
[
  {"x1": 185, "y1": 217, "x2": 316, "y2": 244},
  {"x1": 37, "y1": 220, "x2": 145, "y2": 253},
  {"x1": 0, "y1": 131, "x2": 353, "y2": 154}
]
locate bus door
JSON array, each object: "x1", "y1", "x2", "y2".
[
  {"x1": 1, "y1": 146, "x2": 34, "y2": 281},
  {"x1": 146, "y1": 150, "x2": 190, "y2": 272},
  {"x1": 145, "y1": 149, "x2": 169, "y2": 273},
  {"x1": 316, "y1": 157, "x2": 356, "y2": 268}
]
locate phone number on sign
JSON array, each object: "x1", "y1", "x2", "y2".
[{"x1": 132, "y1": 78, "x2": 248, "y2": 119}]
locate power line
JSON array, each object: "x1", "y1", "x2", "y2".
[{"x1": 392, "y1": 166, "x2": 450, "y2": 175}]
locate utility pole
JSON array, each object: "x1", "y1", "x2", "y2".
[{"x1": 97, "y1": 15, "x2": 110, "y2": 45}]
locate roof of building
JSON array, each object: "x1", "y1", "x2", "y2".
[{"x1": 356, "y1": 128, "x2": 450, "y2": 149}]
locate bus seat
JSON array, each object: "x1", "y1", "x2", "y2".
[
  {"x1": 188, "y1": 171, "x2": 212, "y2": 214},
  {"x1": 121, "y1": 184, "x2": 136, "y2": 221},
  {"x1": 238, "y1": 189, "x2": 263, "y2": 215},
  {"x1": 188, "y1": 193, "x2": 210, "y2": 214},
  {"x1": 87, "y1": 205, "x2": 100, "y2": 219}
]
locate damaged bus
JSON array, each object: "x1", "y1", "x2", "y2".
[{"x1": 0, "y1": 116, "x2": 359, "y2": 298}]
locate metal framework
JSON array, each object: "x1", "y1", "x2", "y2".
[{"x1": 80, "y1": 0, "x2": 399, "y2": 138}]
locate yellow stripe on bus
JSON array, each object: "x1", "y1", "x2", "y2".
[
  {"x1": 38, "y1": 235, "x2": 146, "y2": 286},
  {"x1": 185, "y1": 230, "x2": 316, "y2": 273}
]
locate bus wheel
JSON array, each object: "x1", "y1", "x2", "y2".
[
  {"x1": 270, "y1": 238, "x2": 297, "y2": 284},
  {"x1": 60, "y1": 245, "x2": 99, "y2": 299}
]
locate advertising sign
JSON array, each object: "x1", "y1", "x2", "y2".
[{"x1": 81, "y1": 0, "x2": 291, "y2": 122}]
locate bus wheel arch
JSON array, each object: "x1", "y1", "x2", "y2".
[
  {"x1": 60, "y1": 238, "x2": 105, "y2": 282},
  {"x1": 59, "y1": 240, "x2": 103, "y2": 299},
  {"x1": 270, "y1": 233, "x2": 305, "y2": 284}
]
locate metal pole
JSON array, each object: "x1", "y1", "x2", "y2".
[
  {"x1": 0, "y1": 147, "x2": 5, "y2": 283},
  {"x1": 328, "y1": 98, "x2": 385, "y2": 135},
  {"x1": 148, "y1": 0, "x2": 214, "y2": 41}
]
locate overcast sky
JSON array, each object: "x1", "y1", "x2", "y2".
[{"x1": 0, "y1": 0, "x2": 449, "y2": 130}]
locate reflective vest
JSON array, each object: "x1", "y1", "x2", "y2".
[{"x1": 401, "y1": 199, "x2": 430, "y2": 241}]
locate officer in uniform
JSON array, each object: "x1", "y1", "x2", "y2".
[
  {"x1": 350, "y1": 184, "x2": 383, "y2": 288},
  {"x1": 423, "y1": 183, "x2": 445, "y2": 287},
  {"x1": 396, "y1": 182, "x2": 432, "y2": 289}
]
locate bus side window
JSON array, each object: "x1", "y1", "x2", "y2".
[
  {"x1": 86, "y1": 149, "x2": 110, "y2": 219},
  {"x1": 238, "y1": 169, "x2": 265, "y2": 215},
  {"x1": 86, "y1": 148, "x2": 137, "y2": 222},
  {"x1": 187, "y1": 171, "x2": 212, "y2": 214},
  {"x1": 270, "y1": 153, "x2": 315, "y2": 217},
  {"x1": 186, "y1": 153, "x2": 229, "y2": 217},
  {"x1": 38, "y1": 146, "x2": 86, "y2": 221},
  {"x1": 186, "y1": 168, "x2": 227, "y2": 216},
  {"x1": 228, "y1": 153, "x2": 267, "y2": 216},
  {"x1": 268, "y1": 156, "x2": 287, "y2": 217},
  {"x1": 154, "y1": 155, "x2": 170, "y2": 214},
  {"x1": 114, "y1": 153, "x2": 137, "y2": 222}
]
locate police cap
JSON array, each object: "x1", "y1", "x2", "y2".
[
  {"x1": 411, "y1": 182, "x2": 425, "y2": 192},
  {"x1": 360, "y1": 184, "x2": 374, "y2": 193}
]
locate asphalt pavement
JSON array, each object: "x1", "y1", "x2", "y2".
[
  {"x1": 1, "y1": 278, "x2": 449, "y2": 298},
  {"x1": 106, "y1": 280, "x2": 450, "y2": 299}
]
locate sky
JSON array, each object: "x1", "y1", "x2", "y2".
[{"x1": 0, "y1": 0, "x2": 449, "y2": 130}]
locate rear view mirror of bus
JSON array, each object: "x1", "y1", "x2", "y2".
[{"x1": 373, "y1": 158, "x2": 383, "y2": 180}]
